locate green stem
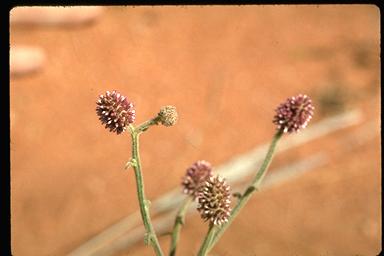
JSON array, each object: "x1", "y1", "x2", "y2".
[
  {"x1": 135, "y1": 116, "x2": 161, "y2": 133},
  {"x1": 197, "y1": 223, "x2": 217, "y2": 256},
  {"x1": 130, "y1": 127, "x2": 164, "y2": 256},
  {"x1": 169, "y1": 197, "x2": 192, "y2": 256},
  {"x1": 207, "y1": 129, "x2": 284, "y2": 252}
]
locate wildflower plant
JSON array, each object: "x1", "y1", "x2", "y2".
[{"x1": 95, "y1": 91, "x2": 314, "y2": 256}]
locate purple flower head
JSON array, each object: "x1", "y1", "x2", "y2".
[
  {"x1": 96, "y1": 90, "x2": 135, "y2": 134},
  {"x1": 197, "y1": 175, "x2": 231, "y2": 226},
  {"x1": 181, "y1": 160, "x2": 213, "y2": 199},
  {"x1": 273, "y1": 94, "x2": 314, "y2": 133}
]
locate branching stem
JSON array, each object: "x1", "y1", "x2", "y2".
[{"x1": 129, "y1": 122, "x2": 164, "y2": 256}]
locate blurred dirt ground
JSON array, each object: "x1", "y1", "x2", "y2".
[{"x1": 10, "y1": 5, "x2": 380, "y2": 256}]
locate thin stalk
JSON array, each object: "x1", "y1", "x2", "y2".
[
  {"x1": 169, "y1": 197, "x2": 192, "y2": 256},
  {"x1": 197, "y1": 223, "x2": 217, "y2": 256},
  {"x1": 207, "y1": 129, "x2": 284, "y2": 252},
  {"x1": 135, "y1": 116, "x2": 161, "y2": 133},
  {"x1": 130, "y1": 125, "x2": 164, "y2": 256}
]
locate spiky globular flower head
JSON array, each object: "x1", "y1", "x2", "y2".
[
  {"x1": 273, "y1": 94, "x2": 314, "y2": 133},
  {"x1": 158, "y1": 105, "x2": 178, "y2": 127},
  {"x1": 96, "y1": 90, "x2": 135, "y2": 134},
  {"x1": 181, "y1": 160, "x2": 212, "y2": 199},
  {"x1": 197, "y1": 175, "x2": 231, "y2": 226}
]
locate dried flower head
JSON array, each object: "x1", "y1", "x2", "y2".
[
  {"x1": 197, "y1": 175, "x2": 231, "y2": 226},
  {"x1": 158, "y1": 105, "x2": 178, "y2": 126},
  {"x1": 182, "y1": 160, "x2": 212, "y2": 199},
  {"x1": 273, "y1": 94, "x2": 314, "y2": 133},
  {"x1": 96, "y1": 90, "x2": 135, "y2": 134}
]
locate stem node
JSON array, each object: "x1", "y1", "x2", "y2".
[{"x1": 129, "y1": 125, "x2": 164, "y2": 256}]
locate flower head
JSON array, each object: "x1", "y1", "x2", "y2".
[
  {"x1": 197, "y1": 175, "x2": 231, "y2": 226},
  {"x1": 158, "y1": 105, "x2": 178, "y2": 127},
  {"x1": 182, "y1": 160, "x2": 212, "y2": 199},
  {"x1": 96, "y1": 90, "x2": 135, "y2": 134},
  {"x1": 273, "y1": 94, "x2": 314, "y2": 133}
]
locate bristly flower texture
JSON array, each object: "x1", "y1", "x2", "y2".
[
  {"x1": 96, "y1": 90, "x2": 136, "y2": 134},
  {"x1": 197, "y1": 175, "x2": 231, "y2": 226},
  {"x1": 182, "y1": 160, "x2": 212, "y2": 199},
  {"x1": 158, "y1": 105, "x2": 178, "y2": 127},
  {"x1": 273, "y1": 94, "x2": 314, "y2": 133}
]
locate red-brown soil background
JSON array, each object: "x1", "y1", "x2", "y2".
[{"x1": 10, "y1": 5, "x2": 381, "y2": 256}]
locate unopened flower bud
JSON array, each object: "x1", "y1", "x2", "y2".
[{"x1": 158, "y1": 105, "x2": 178, "y2": 127}]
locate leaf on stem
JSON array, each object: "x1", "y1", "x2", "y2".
[
  {"x1": 144, "y1": 199, "x2": 151, "y2": 210},
  {"x1": 124, "y1": 159, "x2": 136, "y2": 170},
  {"x1": 144, "y1": 232, "x2": 151, "y2": 245}
]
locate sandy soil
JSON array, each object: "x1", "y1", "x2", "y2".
[{"x1": 10, "y1": 5, "x2": 380, "y2": 256}]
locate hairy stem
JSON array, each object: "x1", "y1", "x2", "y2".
[
  {"x1": 197, "y1": 223, "x2": 217, "y2": 256},
  {"x1": 135, "y1": 116, "x2": 161, "y2": 133},
  {"x1": 169, "y1": 197, "x2": 192, "y2": 256},
  {"x1": 208, "y1": 129, "x2": 284, "y2": 252},
  {"x1": 130, "y1": 125, "x2": 164, "y2": 256}
]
